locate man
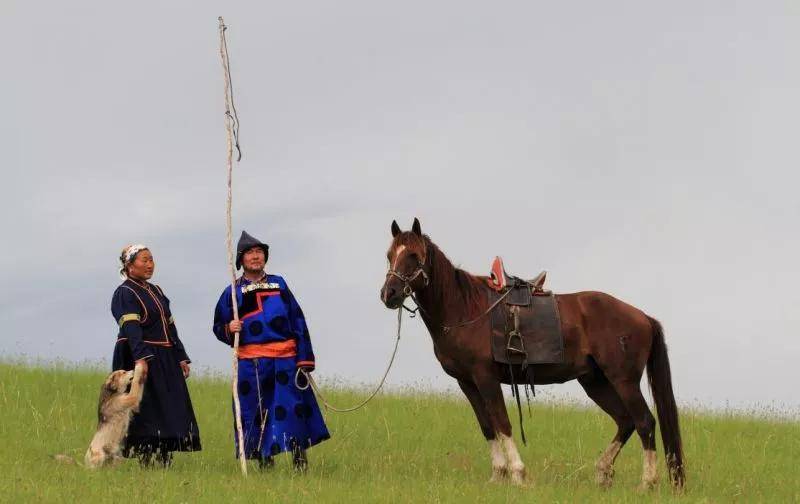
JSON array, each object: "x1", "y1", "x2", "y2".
[{"x1": 213, "y1": 231, "x2": 329, "y2": 471}]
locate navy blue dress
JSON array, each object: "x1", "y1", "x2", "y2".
[
  {"x1": 112, "y1": 278, "x2": 202, "y2": 456},
  {"x1": 213, "y1": 274, "x2": 329, "y2": 459}
]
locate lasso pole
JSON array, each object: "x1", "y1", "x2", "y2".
[{"x1": 218, "y1": 16, "x2": 247, "y2": 476}]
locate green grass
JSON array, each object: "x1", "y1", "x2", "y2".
[{"x1": 0, "y1": 363, "x2": 798, "y2": 503}]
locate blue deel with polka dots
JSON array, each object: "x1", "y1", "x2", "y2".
[
  {"x1": 213, "y1": 274, "x2": 315, "y2": 367},
  {"x1": 234, "y1": 356, "x2": 329, "y2": 458},
  {"x1": 213, "y1": 273, "x2": 329, "y2": 458}
]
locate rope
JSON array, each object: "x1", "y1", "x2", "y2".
[
  {"x1": 220, "y1": 19, "x2": 242, "y2": 161},
  {"x1": 408, "y1": 287, "x2": 512, "y2": 333},
  {"x1": 254, "y1": 360, "x2": 268, "y2": 457},
  {"x1": 295, "y1": 308, "x2": 403, "y2": 413},
  {"x1": 218, "y1": 16, "x2": 247, "y2": 476}
]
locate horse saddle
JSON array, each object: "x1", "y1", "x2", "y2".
[
  {"x1": 489, "y1": 256, "x2": 547, "y2": 294},
  {"x1": 488, "y1": 257, "x2": 564, "y2": 366}
]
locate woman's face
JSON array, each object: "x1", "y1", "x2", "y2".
[{"x1": 127, "y1": 249, "x2": 155, "y2": 281}]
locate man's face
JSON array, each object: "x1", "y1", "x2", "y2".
[{"x1": 242, "y1": 247, "x2": 266, "y2": 273}]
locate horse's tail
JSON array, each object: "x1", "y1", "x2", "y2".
[{"x1": 646, "y1": 316, "x2": 685, "y2": 488}]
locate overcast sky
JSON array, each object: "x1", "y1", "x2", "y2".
[{"x1": 2, "y1": 1, "x2": 798, "y2": 412}]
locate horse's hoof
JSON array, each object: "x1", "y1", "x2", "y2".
[
  {"x1": 596, "y1": 471, "x2": 614, "y2": 489},
  {"x1": 489, "y1": 466, "x2": 508, "y2": 483},
  {"x1": 595, "y1": 465, "x2": 615, "y2": 488},
  {"x1": 636, "y1": 480, "x2": 657, "y2": 493},
  {"x1": 510, "y1": 468, "x2": 527, "y2": 487}
]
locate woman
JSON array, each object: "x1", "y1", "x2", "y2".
[{"x1": 111, "y1": 244, "x2": 201, "y2": 467}]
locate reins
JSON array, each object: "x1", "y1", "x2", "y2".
[
  {"x1": 389, "y1": 258, "x2": 511, "y2": 333},
  {"x1": 388, "y1": 248, "x2": 533, "y2": 443},
  {"x1": 296, "y1": 248, "x2": 505, "y2": 413},
  {"x1": 296, "y1": 307, "x2": 403, "y2": 413},
  {"x1": 410, "y1": 289, "x2": 512, "y2": 333}
]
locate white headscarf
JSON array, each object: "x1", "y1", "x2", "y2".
[{"x1": 119, "y1": 244, "x2": 149, "y2": 279}]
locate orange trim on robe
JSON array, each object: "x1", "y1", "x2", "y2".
[
  {"x1": 115, "y1": 337, "x2": 171, "y2": 347},
  {"x1": 145, "y1": 341, "x2": 173, "y2": 347},
  {"x1": 240, "y1": 291, "x2": 281, "y2": 320},
  {"x1": 237, "y1": 340, "x2": 297, "y2": 359}
]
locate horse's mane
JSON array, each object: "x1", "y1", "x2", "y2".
[{"x1": 421, "y1": 235, "x2": 486, "y2": 316}]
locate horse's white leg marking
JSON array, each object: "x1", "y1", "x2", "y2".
[
  {"x1": 595, "y1": 440, "x2": 622, "y2": 487},
  {"x1": 638, "y1": 449, "x2": 658, "y2": 490},
  {"x1": 488, "y1": 438, "x2": 508, "y2": 482},
  {"x1": 499, "y1": 433, "x2": 526, "y2": 485}
]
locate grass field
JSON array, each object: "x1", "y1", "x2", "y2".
[{"x1": 0, "y1": 362, "x2": 798, "y2": 503}]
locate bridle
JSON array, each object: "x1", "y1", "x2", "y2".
[
  {"x1": 384, "y1": 246, "x2": 511, "y2": 333},
  {"x1": 385, "y1": 240, "x2": 430, "y2": 296},
  {"x1": 385, "y1": 264, "x2": 429, "y2": 296}
]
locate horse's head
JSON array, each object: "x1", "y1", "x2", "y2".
[{"x1": 380, "y1": 217, "x2": 429, "y2": 309}]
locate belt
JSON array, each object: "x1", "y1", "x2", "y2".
[{"x1": 238, "y1": 340, "x2": 297, "y2": 359}]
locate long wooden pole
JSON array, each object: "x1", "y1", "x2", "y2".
[{"x1": 218, "y1": 16, "x2": 247, "y2": 476}]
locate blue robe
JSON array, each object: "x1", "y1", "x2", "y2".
[{"x1": 213, "y1": 273, "x2": 329, "y2": 458}]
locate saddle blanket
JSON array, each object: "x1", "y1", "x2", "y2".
[{"x1": 489, "y1": 291, "x2": 564, "y2": 365}]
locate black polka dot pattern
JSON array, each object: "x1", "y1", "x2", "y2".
[
  {"x1": 239, "y1": 381, "x2": 251, "y2": 396},
  {"x1": 276, "y1": 371, "x2": 289, "y2": 385},
  {"x1": 248, "y1": 321, "x2": 263, "y2": 336},
  {"x1": 274, "y1": 405, "x2": 287, "y2": 421},
  {"x1": 270, "y1": 443, "x2": 281, "y2": 455},
  {"x1": 269, "y1": 316, "x2": 287, "y2": 334},
  {"x1": 294, "y1": 403, "x2": 312, "y2": 419}
]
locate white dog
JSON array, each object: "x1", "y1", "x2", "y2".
[{"x1": 84, "y1": 362, "x2": 146, "y2": 468}]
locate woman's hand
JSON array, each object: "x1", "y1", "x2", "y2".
[
  {"x1": 180, "y1": 361, "x2": 191, "y2": 379},
  {"x1": 228, "y1": 320, "x2": 242, "y2": 333}
]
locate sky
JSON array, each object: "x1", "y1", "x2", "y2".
[{"x1": 2, "y1": 0, "x2": 798, "y2": 412}]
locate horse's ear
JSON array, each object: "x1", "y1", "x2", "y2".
[
  {"x1": 391, "y1": 220, "x2": 401, "y2": 237},
  {"x1": 411, "y1": 217, "x2": 422, "y2": 237}
]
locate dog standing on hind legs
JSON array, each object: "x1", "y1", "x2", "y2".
[{"x1": 85, "y1": 362, "x2": 146, "y2": 468}]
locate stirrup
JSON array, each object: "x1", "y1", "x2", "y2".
[{"x1": 506, "y1": 331, "x2": 526, "y2": 355}]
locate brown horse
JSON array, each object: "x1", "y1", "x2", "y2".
[{"x1": 380, "y1": 218, "x2": 684, "y2": 490}]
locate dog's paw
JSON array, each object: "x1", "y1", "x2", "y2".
[{"x1": 53, "y1": 454, "x2": 76, "y2": 465}]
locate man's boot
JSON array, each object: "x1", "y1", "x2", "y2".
[
  {"x1": 257, "y1": 454, "x2": 275, "y2": 470},
  {"x1": 292, "y1": 445, "x2": 308, "y2": 472}
]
